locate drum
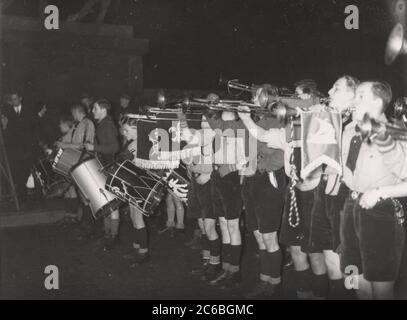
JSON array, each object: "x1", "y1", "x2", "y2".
[
  {"x1": 163, "y1": 163, "x2": 190, "y2": 201},
  {"x1": 105, "y1": 160, "x2": 166, "y2": 216},
  {"x1": 52, "y1": 148, "x2": 88, "y2": 178},
  {"x1": 71, "y1": 157, "x2": 121, "y2": 219},
  {"x1": 31, "y1": 158, "x2": 69, "y2": 197}
]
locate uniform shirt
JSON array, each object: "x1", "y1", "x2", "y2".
[
  {"x1": 94, "y1": 115, "x2": 120, "y2": 165},
  {"x1": 254, "y1": 116, "x2": 285, "y2": 173},
  {"x1": 60, "y1": 129, "x2": 74, "y2": 143},
  {"x1": 342, "y1": 117, "x2": 407, "y2": 193},
  {"x1": 206, "y1": 116, "x2": 248, "y2": 177},
  {"x1": 180, "y1": 119, "x2": 214, "y2": 175},
  {"x1": 71, "y1": 117, "x2": 95, "y2": 145},
  {"x1": 262, "y1": 126, "x2": 322, "y2": 191}
]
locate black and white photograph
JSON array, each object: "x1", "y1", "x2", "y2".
[{"x1": 1, "y1": 0, "x2": 407, "y2": 304}]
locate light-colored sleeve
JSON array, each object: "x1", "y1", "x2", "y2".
[
  {"x1": 377, "y1": 138, "x2": 407, "y2": 181},
  {"x1": 85, "y1": 119, "x2": 95, "y2": 144},
  {"x1": 261, "y1": 128, "x2": 287, "y2": 151}
]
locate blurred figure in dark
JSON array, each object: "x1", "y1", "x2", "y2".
[
  {"x1": 1, "y1": 91, "x2": 48, "y2": 201},
  {"x1": 115, "y1": 93, "x2": 139, "y2": 125},
  {"x1": 80, "y1": 93, "x2": 94, "y2": 117}
]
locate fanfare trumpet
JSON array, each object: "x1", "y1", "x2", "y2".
[
  {"x1": 393, "y1": 98, "x2": 407, "y2": 120},
  {"x1": 385, "y1": 23, "x2": 407, "y2": 65},
  {"x1": 218, "y1": 75, "x2": 257, "y2": 96},
  {"x1": 357, "y1": 113, "x2": 407, "y2": 142}
]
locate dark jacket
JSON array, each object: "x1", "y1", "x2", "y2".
[
  {"x1": 3, "y1": 104, "x2": 36, "y2": 159},
  {"x1": 94, "y1": 115, "x2": 120, "y2": 165}
]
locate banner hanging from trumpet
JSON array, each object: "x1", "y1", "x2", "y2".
[
  {"x1": 300, "y1": 111, "x2": 343, "y2": 179},
  {"x1": 133, "y1": 111, "x2": 202, "y2": 170}
]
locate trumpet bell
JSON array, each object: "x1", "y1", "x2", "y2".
[{"x1": 385, "y1": 23, "x2": 407, "y2": 65}]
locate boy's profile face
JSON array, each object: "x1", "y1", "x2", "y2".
[
  {"x1": 71, "y1": 109, "x2": 80, "y2": 122},
  {"x1": 120, "y1": 97, "x2": 130, "y2": 108},
  {"x1": 354, "y1": 83, "x2": 383, "y2": 121},
  {"x1": 59, "y1": 122, "x2": 71, "y2": 135},
  {"x1": 122, "y1": 124, "x2": 137, "y2": 141},
  {"x1": 92, "y1": 103, "x2": 105, "y2": 121}
]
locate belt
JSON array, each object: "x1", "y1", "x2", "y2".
[
  {"x1": 350, "y1": 190, "x2": 405, "y2": 225},
  {"x1": 350, "y1": 191, "x2": 361, "y2": 200}
]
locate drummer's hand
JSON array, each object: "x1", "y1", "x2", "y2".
[
  {"x1": 84, "y1": 143, "x2": 94, "y2": 151},
  {"x1": 237, "y1": 105, "x2": 251, "y2": 119},
  {"x1": 55, "y1": 141, "x2": 66, "y2": 149},
  {"x1": 168, "y1": 178, "x2": 188, "y2": 201}
]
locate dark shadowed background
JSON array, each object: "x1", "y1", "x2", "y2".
[{"x1": 1, "y1": 0, "x2": 405, "y2": 101}]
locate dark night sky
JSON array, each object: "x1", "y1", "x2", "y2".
[{"x1": 3, "y1": 0, "x2": 406, "y2": 95}]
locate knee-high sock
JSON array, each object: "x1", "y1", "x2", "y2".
[
  {"x1": 138, "y1": 228, "x2": 148, "y2": 252},
  {"x1": 110, "y1": 219, "x2": 119, "y2": 238},
  {"x1": 311, "y1": 273, "x2": 329, "y2": 299},
  {"x1": 295, "y1": 269, "x2": 312, "y2": 299},
  {"x1": 329, "y1": 279, "x2": 348, "y2": 300},
  {"x1": 82, "y1": 205, "x2": 94, "y2": 227},
  {"x1": 103, "y1": 217, "x2": 111, "y2": 235},
  {"x1": 263, "y1": 250, "x2": 282, "y2": 284},
  {"x1": 202, "y1": 234, "x2": 210, "y2": 260},
  {"x1": 133, "y1": 228, "x2": 140, "y2": 249},
  {"x1": 259, "y1": 250, "x2": 270, "y2": 282},
  {"x1": 209, "y1": 238, "x2": 221, "y2": 265},
  {"x1": 222, "y1": 243, "x2": 232, "y2": 270},
  {"x1": 229, "y1": 245, "x2": 242, "y2": 272}
]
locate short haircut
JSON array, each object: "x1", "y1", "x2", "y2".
[
  {"x1": 259, "y1": 83, "x2": 279, "y2": 96},
  {"x1": 120, "y1": 93, "x2": 131, "y2": 100},
  {"x1": 80, "y1": 93, "x2": 92, "y2": 100},
  {"x1": 70, "y1": 103, "x2": 86, "y2": 114},
  {"x1": 369, "y1": 81, "x2": 393, "y2": 111},
  {"x1": 206, "y1": 93, "x2": 220, "y2": 102},
  {"x1": 95, "y1": 99, "x2": 111, "y2": 112},
  {"x1": 59, "y1": 114, "x2": 74, "y2": 128},
  {"x1": 341, "y1": 75, "x2": 360, "y2": 92},
  {"x1": 9, "y1": 90, "x2": 22, "y2": 98},
  {"x1": 294, "y1": 79, "x2": 320, "y2": 96}
]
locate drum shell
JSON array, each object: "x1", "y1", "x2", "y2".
[
  {"x1": 32, "y1": 158, "x2": 69, "y2": 197},
  {"x1": 106, "y1": 160, "x2": 165, "y2": 216},
  {"x1": 71, "y1": 158, "x2": 120, "y2": 219},
  {"x1": 52, "y1": 148, "x2": 85, "y2": 178}
]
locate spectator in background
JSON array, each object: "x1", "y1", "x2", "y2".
[
  {"x1": 115, "y1": 93, "x2": 139, "y2": 125},
  {"x1": 80, "y1": 93, "x2": 94, "y2": 118},
  {"x1": 1, "y1": 91, "x2": 45, "y2": 201}
]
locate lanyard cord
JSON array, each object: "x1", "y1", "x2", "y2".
[{"x1": 288, "y1": 119, "x2": 300, "y2": 228}]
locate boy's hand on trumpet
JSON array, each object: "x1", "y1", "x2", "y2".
[{"x1": 237, "y1": 105, "x2": 251, "y2": 119}]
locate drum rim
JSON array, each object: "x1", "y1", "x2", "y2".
[
  {"x1": 94, "y1": 198, "x2": 122, "y2": 219},
  {"x1": 70, "y1": 155, "x2": 97, "y2": 173},
  {"x1": 105, "y1": 160, "x2": 165, "y2": 216}
]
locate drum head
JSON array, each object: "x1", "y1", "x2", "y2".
[{"x1": 106, "y1": 160, "x2": 165, "y2": 216}]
